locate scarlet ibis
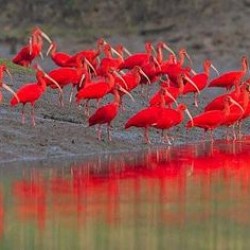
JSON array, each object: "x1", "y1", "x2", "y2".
[
  {"x1": 63, "y1": 38, "x2": 106, "y2": 68},
  {"x1": 160, "y1": 48, "x2": 195, "y2": 85},
  {"x1": 186, "y1": 96, "x2": 241, "y2": 141},
  {"x1": 205, "y1": 80, "x2": 243, "y2": 111},
  {"x1": 139, "y1": 55, "x2": 161, "y2": 85},
  {"x1": 45, "y1": 56, "x2": 94, "y2": 103},
  {"x1": 46, "y1": 41, "x2": 71, "y2": 67},
  {"x1": 155, "y1": 41, "x2": 176, "y2": 64},
  {"x1": 221, "y1": 100, "x2": 245, "y2": 141},
  {"x1": 182, "y1": 60, "x2": 219, "y2": 107},
  {"x1": 125, "y1": 88, "x2": 177, "y2": 143},
  {"x1": 119, "y1": 42, "x2": 163, "y2": 70},
  {"x1": 89, "y1": 85, "x2": 133, "y2": 141},
  {"x1": 10, "y1": 69, "x2": 63, "y2": 126},
  {"x1": 152, "y1": 103, "x2": 193, "y2": 144},
  {"x1": 149, "y1": 73, "x2": 198, "y2": 107},
  {"x1": 96, "y1": 44, "x2": 124, "y2": 76},
  {"x1": 208, "y1": 56, "x2": 249, "y2": 89},
  {"x1": 76, "y1": 71, "x2": 124, "y2": 115},
  {"x1": 12, "y1": 27, "x2": 52, "y2": 67}
]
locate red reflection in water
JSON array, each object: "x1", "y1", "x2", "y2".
[
  {"x1": 6, "y1": 140, "x2": 250, "y2": 232},
  {"x1": 12, "y1": 174, "x2": 46, "y2": 231}
]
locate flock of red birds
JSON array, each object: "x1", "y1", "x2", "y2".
[{"x1": 2, "y1": 26, "x2": 250, "y2": 144}]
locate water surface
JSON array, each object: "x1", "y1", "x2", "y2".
[{"x1": 1, "y1": 140, "x2": 250, "y2": 249}]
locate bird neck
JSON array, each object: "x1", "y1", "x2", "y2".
[
  {"x1": 178, "y1": 52, "x2": 185, "y2": 66},
  {"x1": 241, "y1": 87, "x2": 249, "y2": 110},
  {"x1": 156, "y1": 46, "x2": 163, "y2": 64},
  {"x1": 242, "y1": 59, "x2": 248, "y2": 73},
  {"x1": 107, "y1": 73, "x2": 115, "y2": 88},
  {"x1": 38, "y1": 76, "x2": 47, "y2": 91},
  {"x1": 204, "y1": 62, "x2": 210, "y2": 76},
  {"x1": 159, "y1": 91, "x2": 166, "y2": 107},
  {"x1": 113, "y1": 89, "x2": 121, "y2": 105},
  {"x1": 223, "y1": 102, "x2": 231, "y2": 116},
  {"x1": 177, "y1": 78, "x2": 184, "y2": 93}
]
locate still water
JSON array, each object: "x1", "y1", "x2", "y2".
[{"x1": 1, "y1": 140, "x2": 250, "y2": 249}]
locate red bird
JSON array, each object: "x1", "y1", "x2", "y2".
[
  {"x1": 0, "y1": 64, "x2": 17, "y2": 103},
  {"x1": 208, "y1": 56, "x2": 249, "y2": 89},
  {"x1": 119, "y1": 42, "x2": 156, "y2": 70},
  {"x1": 155, "y1": 41, "x2": 176, "y2": 65},
  {"x1": 10, "y1": 69, "x2": 62, "y2": 126},
  {"x1": 125, "y1": 88, "x2": 175, "y2": 143},
  {"x1": 152, "y1": 103, "x2": 193, "y2": 144},
  {"x1": 149, "y1": 73, "x2": 198, "y2": 107},
  {"x1": 204, "y1": 80, "x2": 243, "y2": 111},
  {"x1": 160, "y1": 48, "x2": 194, "y2": 85},
  {"x1": 12, "y1": 27, "x2": 52, "y2": 67},
  {"x1": 46, "y1": 41, "x2": 71, "y2": 67},
  {"x1": 186, "y1": 96, "x2": 240, "y2": 141},
  {"x1": 182, "y1": 60, "x2": 219, "y2": 107},
  {"x1": 221, "y1": 100, "x2": 245, "y2": 141},
  {"x1": 89, "y1": 85, "x2": 133, "y2": 141},
  {"x1": 45, "y1": 57, "x2": 93, "y2": 103},
  {"x1": 96, "y1": 44, "x2": 124, "y2": 76},
  {"x1": 76, "y1": 71, "x2": 123, "y2": 115},
  {"x1": 63, "y1": 38, "x2": 106, "y2": 68}
]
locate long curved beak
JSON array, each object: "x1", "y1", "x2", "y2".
[
  {"x1": 29, "y1": 37, "x2": 32, "y2": 56},
  {"x1": 5, "y1": 69, "x2": 13, "y2": 86},
  {"x1": 211, "y1": 63, "x2": 220, "y2": 76},
  {"x1": 163, "y1": 43, "x2": 176, "y2": 57},
  {"x1": 79, "y1": 74, "x2": 86, "y2": 88},
  {"x1": 123, "y1": 46, "x2": 132, "y2": 56},
  {"x1": 153, "y1": 57, "x2": 162, "y2": 70},
  {"x1": 139, "y1": 68, "x2": 151, "y2": 85},
  {"x1": 44, "y1": 73, "x2": 63, "y2": 94},
  {"x1": 39, "y1": 52, "x2": 44, "y2": 60},
  {"x1": 41, "y1": 31, "x2": 52, "y2": 44},
  {"x1": 84, "y1": 58, "x2": 97, "y2": 75},
  {"x1": 165, "y1": 89, "x2": 179, "y2": 107},
  {"x1": 229, "y1": 97, "x2": 245, "y2": 114},
  {"x1": 184, "y1": 51, "x2": 193, "y2": 66},
  {"x1": 112, "y1": 71, "x2": 128, "y2": 89},
  {"x1": 151, "y1": 45, "x2": 157, "y2": 56},
  {"x1": 185, "y1": 108, "x2": 194, "y2": 126},
  {"x1": 117, "y1": 85, "x2": 134, "y2": 102},
  {"x1": 111, "y1": 48, "x2": 124, "y2": 61},
  {"x1": 46, "y1": 43, "x2": 53, "y2": 56},
  {"x1": 184, "y1": 75, "x2": 200, "y2": 94},
  {"x1": 190, "y1": 69, "x2": 197, "y2": 75},
  {"x1": 2, "y1": 83, "x2": 19, "y2": 103}
]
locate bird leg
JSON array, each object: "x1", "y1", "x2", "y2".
[
  {"x1": 59, "y1": 93, "x2": 64, "y2": 107},
  {"x1": 232, "y1": 125, "x2": 237, "y2": 142},
  {"x1": 161, "y1": 130, "x2": 172, "y2": 145},
  {"x1": 194, "y1": 93, "x2": 199, "y2": 107},
  {"x1": 209, "y1": 130, "x2": 214, "y2": 142},
  {"x1": 84, "y1": 100, "x2": 90, "y2": 117},
  {"x1": 97, "y1": 125, "x2": 102, "y2": 140},
  {"x1": 21, "y1": 105, "x2": 25, "y2": 124},
  {"x1": 237, "y1": 122, "x2": 243, "y2": 139},
  {"x1": 107, "y1": 124, "x2": 112, "y2": 141},
  {"x1": 96, "y1": 99, "x2": 101, "y2": 109},
  {"x1": 31, "y1": 104, "x2": 36, "y2": 127},
  {"x1": 226, "y1": 127, "x2": 230, "y2": 141},
  {"x1": 144, "y1": 127, "x2": 151, "y2": 144},
  {"x1": 69, "y1": 85, "x2": 74, "y2": 104}
]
